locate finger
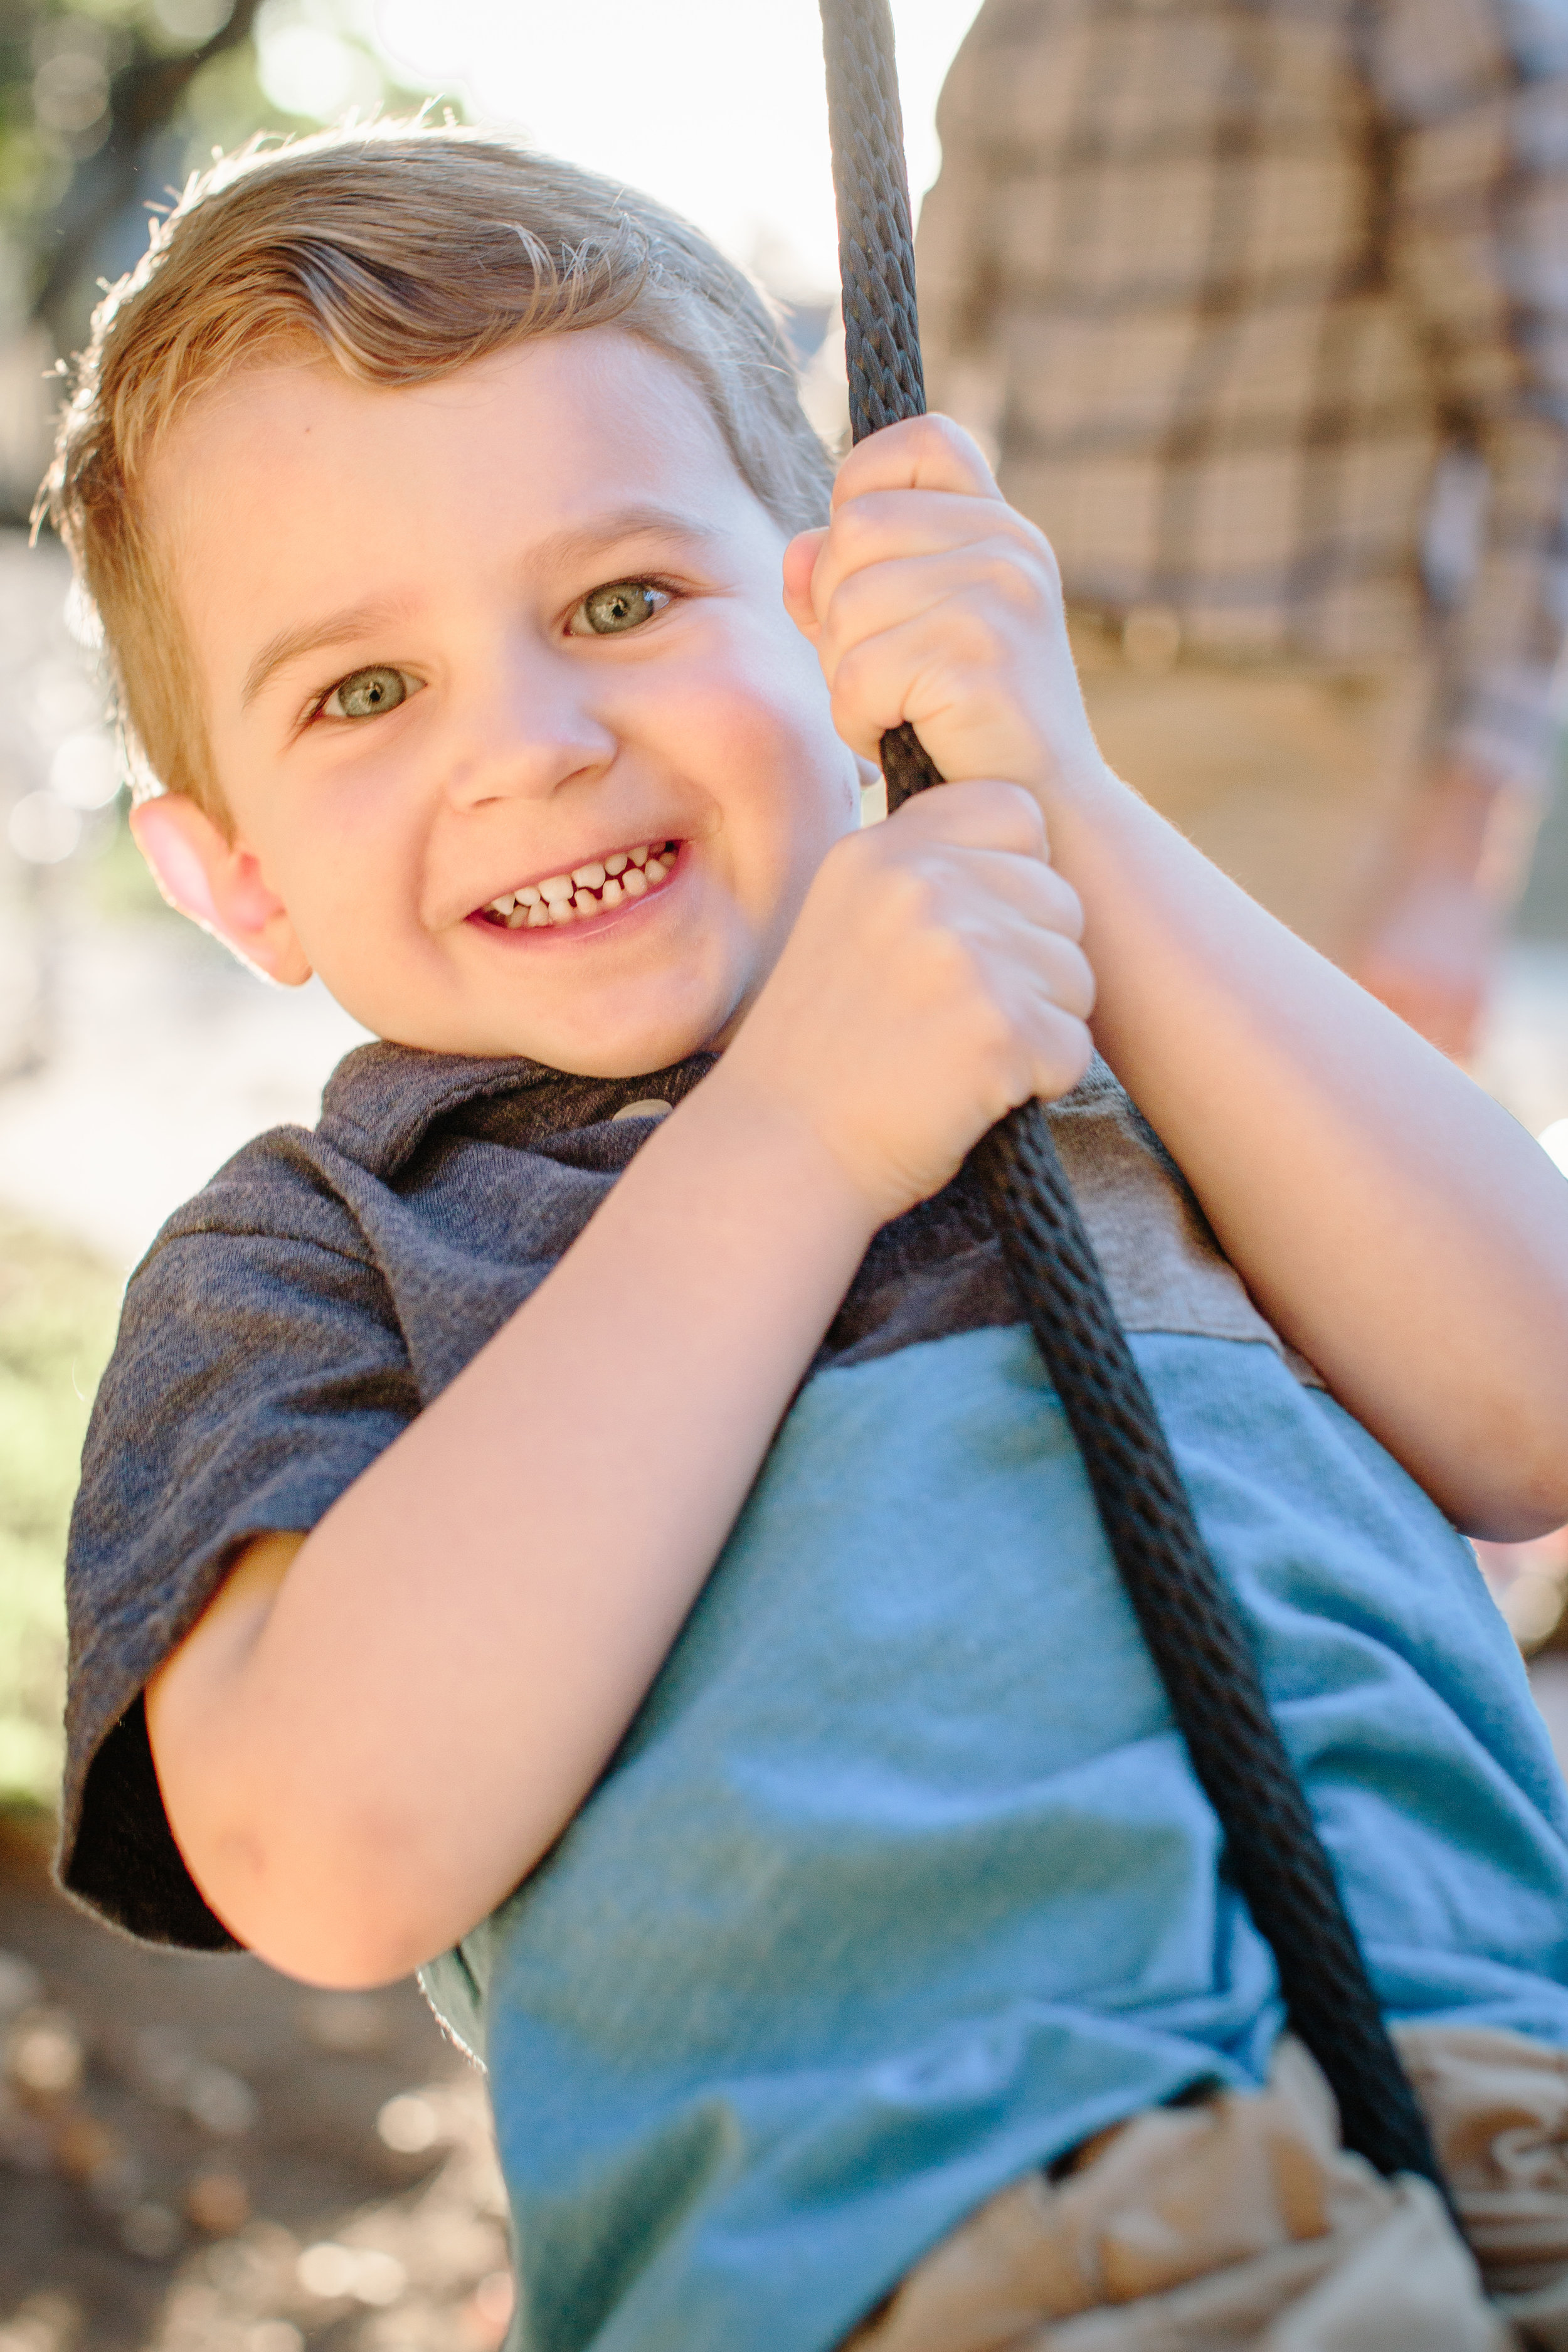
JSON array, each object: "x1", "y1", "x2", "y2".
[
  {"x1": 829, "y1": 413, "x2": 1002, "y2": 512},
  {"x1": 883, "y1": 776, "x2": 1048, "y2": 861},
  {"x1": 810, "y1": 494, "x2": 1051, "y2": 627},
  {"x1": 1025, "y1": 1002, "x2": 1096, "y2": 1106},
  {"x1": 782, "y1": 527, "x2": 829, "y2": 639},
  {"x1": 943, "y1": 847, "x2": 1085, "y2": 943},
  {"x1": 822, "y1": 600, "x2": 1039, "y2": 766},
  {"x1": 941, "y1": 880, "x2": 1096, "y2": 1012},
  {"x1": 1013, "y1": 924, "x2": 1098, "y2": 1026},
  {"x1": 812, "y1": 547, "x2": 1047, "y2": 695},
  {"x1": 890, "y1": 844, "x2": 1084, "y2": 948},
  {"x1": 977, "y1": 987, "x2": 1096, "y2": 1124}
]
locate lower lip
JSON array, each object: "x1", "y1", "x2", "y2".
[{"x1": 468, "y1": 847, "x2": 685, "y2": 943}]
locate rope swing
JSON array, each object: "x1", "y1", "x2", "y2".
[{"x1": 817, "y1": 0, "x2": 1451, "y2": 2205}]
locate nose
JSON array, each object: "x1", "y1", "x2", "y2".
[{"x1": 440, "y1": 638, "x2": 618, "y2": 813}]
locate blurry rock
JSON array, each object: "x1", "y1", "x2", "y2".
[
  {"x1": 0, "y1": 1950, "x2": 43, "y2": 2016},
  {"x1": 184, "y1": 2062, "x2": 258, "y2": 2136},
  {"x1": 132, "y1": 2021, "x2": 196, "y2": 2104},
  {"x1": 85, "y1": 2147, "x2": 147, "y2": 2215},
  {"x1": 50, "y1": 2109, "x2": 119, "y2": 2183},
  {"x1": 119, "y1": 2201, "x2": 183, "y2": 2260},
  {"x1": 0, "y1": 2085, "x2": 53, "y2": 2170},
  {"x1": 349, "y1": 2248, "x2": 406, "y2": 2306},
  {"x1": 300, "y1": 1989, "x2": 395, "y2": 2054},
  {"x1": 6, "y1": 2010, "x2": 84, "y2": 2097},
  {"x1": 295, "y1": 2240, "x2": 407, "y2": 2307},
  {"x1": 377, "y1": 2090, "x2": 441, "y2": 2153},
  {"x1": 296, "y1": 2240, "x2": 357, "y2": 2299},
  {"x1": 185, "y1": 2166, "x2": 252, "y2": 2235},
  {"x1": 0, "y1": 2290, "x2": 81, "y2": 2352}
]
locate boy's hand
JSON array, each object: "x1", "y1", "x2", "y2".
[
  {"x1": 783, "y1": 416, "x2": 1108, "y2": 820},
  {"x1": 719, "y1": 779, "x2": 1094, "y2": 1228}
]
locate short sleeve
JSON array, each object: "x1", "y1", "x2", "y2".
[{"x1": 60, "y1": 1140, "x2": 418, "y2": 1948}]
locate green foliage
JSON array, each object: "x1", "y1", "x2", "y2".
[
  {"x1": 0, "y1": 1207, "x2": 122, "y2": 1808},
  {"x1": 0, "y1": 0, "x2": 457, "y2": 398}
]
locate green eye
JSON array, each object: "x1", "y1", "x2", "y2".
[
  {"x1": 323, "y1": 666, "x2": 417, "y2": 720},
  {"x1": 575, "y1": 581, "x2": 669, "y2": 636}
]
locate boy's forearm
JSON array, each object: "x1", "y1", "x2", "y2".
[
  {"x1": 1052, "y1": 771, "x2": 1568, "y2": 1536},
  {"x1": 148, "y1": 1076, "x2": 879, "y2": 1987}
]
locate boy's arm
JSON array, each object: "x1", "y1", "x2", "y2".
[
  {"x1": 146, "y1": 783, "x2": 1094, "y2": 1990},
  {"x1": 788, "y1": 418, "x2": 1568, "y2": 1544}
]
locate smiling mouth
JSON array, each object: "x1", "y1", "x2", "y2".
[{"x1": 475, "y1": 840, "x2": 680, "y2": 930}]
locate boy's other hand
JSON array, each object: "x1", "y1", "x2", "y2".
[
  {"x1": 718, "y1": 779, "x2": 1095, "y2": 1229},
  {"x1": 783, "y1": 416, "x2": 1108, "y2": 821}
]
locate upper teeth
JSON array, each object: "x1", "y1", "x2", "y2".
[{"x1": 485, "y1": 844, "x2": 676, "y2": 926}]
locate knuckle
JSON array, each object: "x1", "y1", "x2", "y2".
[
  {"x1": 977, "y1": 543, "x2": 1038, "y2": 610},
  {"x1": 958, "y1": 978, "x2": 1017, "y2": 1067},
  {"x1": 828, "y1": 645, "x2": 881, "y2": 730},
  {"x1": 866, "y1": 850, "x2": 941, "y2": 935},
  {"x1": 830, "y1": 497, "x2": 881, "y2": 563},
  {"x1": 945, "y1": 605, "x2": 1009, "y2": 667}
]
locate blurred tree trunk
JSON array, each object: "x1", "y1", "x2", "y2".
[{"x1": 32, "y1": 0, "x2": 263, "y2": 356}]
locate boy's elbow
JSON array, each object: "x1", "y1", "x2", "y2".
[
  {"x1": 1445, "y1": 1432, "x2": 1568, "y2": 1546},
  {"x1": 171, "y1": 1796, "x2": 469, "y2": 1990},
  {"x1": 198, "y1": 1836, "x2": 456, "y2": 1991},
  {"x1": 248, "y1": 1914, "x2": 433, "y2": 1993}
]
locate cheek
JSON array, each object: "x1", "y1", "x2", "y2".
[
  {"x1": 689, "y1": 620, "x2": 856, "y2": 819},
  {"x1": 263, "y1": 769, "x2": 415, "y2": 963}
]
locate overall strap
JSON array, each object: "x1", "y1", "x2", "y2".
[{"x1": 817, "y1": 0, "x2": 1451, "y2": 2208}]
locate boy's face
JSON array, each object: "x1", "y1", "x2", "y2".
[{"x1": 142, "y1": 329, "x2": 862, "y2": 1072}]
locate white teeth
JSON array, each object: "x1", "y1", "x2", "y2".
[{"x1": 486, "y1": 842, "x2": 674, "y2": 927}]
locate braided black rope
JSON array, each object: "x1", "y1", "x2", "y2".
[{"x1": 818, "y1": 0, "x2": 1450, "y2": 2202}]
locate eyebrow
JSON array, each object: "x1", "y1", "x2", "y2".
[
  {"x1": 238, "y1": 506, "x2": 721, "y2": 713},
  {"x1": 521, "y1": 504, "x2": 722, "y2": 577},
  {"x1": 241, "y1": 599, "x2": 408, "y2": 709}
]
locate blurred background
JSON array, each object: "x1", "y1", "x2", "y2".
[{"x1": 0, "y1": 0, "x2": 1566, "y2": 2343}]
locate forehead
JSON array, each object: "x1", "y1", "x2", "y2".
[{"x1": 144, "y1": 327, "x2": 769, "y2": 626}]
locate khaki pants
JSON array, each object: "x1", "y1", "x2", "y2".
[
  {"x1": 842, "y1": 2027, "x2": 1568, "y2": 2351},
  {"x1": 1071, "y1": 631, "x2": 1434, "y2": 965}
]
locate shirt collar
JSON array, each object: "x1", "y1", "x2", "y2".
[{"x1": 317, "y1": 1039, "x2": 715, "y2": 1180}]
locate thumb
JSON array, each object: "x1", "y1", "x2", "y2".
[{"x1": 782, "y1": 527, "x2": 829, "y2": 640}]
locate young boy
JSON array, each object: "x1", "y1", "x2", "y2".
[{"x1": 53, "y1": 125, "x2": 1568, "y2": 2350}]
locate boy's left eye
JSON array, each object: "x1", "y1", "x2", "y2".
[
  {"x1": 320, "y1": 665, "x2": 423, "y2": 721},
  {"x1": 569, "y1": 581, "x2": 670, "y2": 637}
]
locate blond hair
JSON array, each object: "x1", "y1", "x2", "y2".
[{"x1": 40, "y1": 122, "x2": 835, "y2": 823}]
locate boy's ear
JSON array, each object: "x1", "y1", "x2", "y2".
[{"x1": 130, "y1": 795, "x2": 312, "y2": 986}]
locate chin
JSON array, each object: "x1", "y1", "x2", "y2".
[
  {"x1": 530, "y1": 989, "x2": 738, "y2": 1080},
  {"x1": 358, "y1": 964, "x2": 739, "y2": 1074}
]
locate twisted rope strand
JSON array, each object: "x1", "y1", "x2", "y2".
[{"x1": 818, "y1": 0, "x2": 1449, "y2": 2202}]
